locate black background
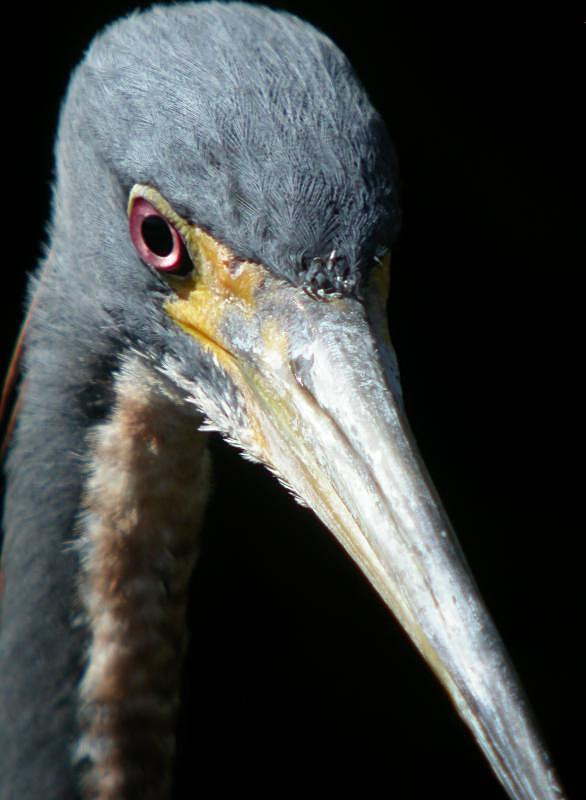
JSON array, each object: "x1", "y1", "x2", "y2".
[{"x1": 1, "y1": 2, "x2": 582, "y2": 798}]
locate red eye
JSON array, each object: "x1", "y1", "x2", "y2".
[{"x1": 129, "y1": 197, "x2": 191, "y2": 275}]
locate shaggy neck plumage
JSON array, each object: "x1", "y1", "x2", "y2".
[
  {"x1": 76, "y1": 359, "x2": 210, "y2": 799},
  {"x1": 0, "y1": 289, "x2": 210, "y2": 799}
]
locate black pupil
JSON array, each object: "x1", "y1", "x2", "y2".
[{"x1": 142, "y1": 215, "x2": 173, "y2": 256}]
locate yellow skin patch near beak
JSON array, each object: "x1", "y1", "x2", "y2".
[
  {"x1": 128, "y1": 184, "x2": 284, "y2": 461},
  {"x1": 128, "y1": 184, "x2": 266, "y2": 367}
]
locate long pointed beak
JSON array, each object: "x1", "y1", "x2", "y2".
[
  {"x1": 219, "y1": 280, "x2": 564, "y2": 800},
  {"x1": 162, "y1": 237, "x2": 564, "y2": 799}
]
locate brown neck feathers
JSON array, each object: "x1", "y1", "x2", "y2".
[{"x1": 76, "y1": 361, "x2": 211, "y2": 799}]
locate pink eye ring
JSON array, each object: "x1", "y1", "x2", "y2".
[{"x1": 129, "y1": 197, "x2": 191, "y2": 274}]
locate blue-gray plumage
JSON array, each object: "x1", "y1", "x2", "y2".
[
  {"x1": 58, "y1": 2, "x2": 400, "y2": 297},
  {"x1": 0, "y1": 3, "x2": 565, "y2": 800}
]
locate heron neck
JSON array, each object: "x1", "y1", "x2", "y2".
[
  {"x1": 1, "y1": 304, "x2": 111, "y2": 799},
  {"x1": 1, "y1": 345, "x2": 210, "y2": 799}
]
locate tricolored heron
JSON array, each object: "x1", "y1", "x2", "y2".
[{"x1": 0, "y1": 3, "x2": 567, "y2": 799}]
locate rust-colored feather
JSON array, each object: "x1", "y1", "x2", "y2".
[
  {"x1": 0, "y1": 265, "x2": 49, "y2": 462},
  {"x1": 0, "y1": 295, "x2": 36, "y2": 462}
]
